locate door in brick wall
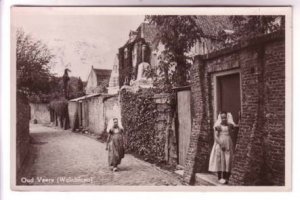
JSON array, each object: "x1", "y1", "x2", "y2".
[
  {"x1": 217, "y1": 73, "x2": 241, "y2": 146},
  {"x1": 177, "y1": 90, "x2": 192, "y2": 166}
]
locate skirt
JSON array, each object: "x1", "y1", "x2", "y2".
[
  {"x1": 208, "y1": 135, "x2": 233, "y2": 172},
  {"x1": 108, "y1": 133, "x2": 125, "y2": 167}
]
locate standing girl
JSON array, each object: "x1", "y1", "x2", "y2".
[
  {"x1": 209, "y1": 111, "x2": 235, "y2": 184},
  {"x1": 106, "y1": 118, "x2": 125, "y2": 172}
]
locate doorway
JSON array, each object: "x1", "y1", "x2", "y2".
[{"x1": 214, "y1": 70, "x2": 241, "y2": 147}]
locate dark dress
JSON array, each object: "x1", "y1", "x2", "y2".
[{"x1": 108, "y1": 127, "x2": 125, "y2": 167}]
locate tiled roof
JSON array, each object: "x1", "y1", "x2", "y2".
[
  {"x1": 194, "y1": 16, "x2": 233, "y2": 38},
  {"x1": 93, "y1": 68, "x2": 112, "y2": 77}
]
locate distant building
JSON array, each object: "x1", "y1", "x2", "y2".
[
  {"x1": 85, "y1": 66, "x2": 112, "y2": 94},
  {"x1": 116, "y1": 17, "x2": 234, "y2": 88},
  {"x1": 107, "y1": 55, "x2": 120, "y2": 94},
  {"x1": 118, "y1": 22, "x2": 159, "y2": 88}
]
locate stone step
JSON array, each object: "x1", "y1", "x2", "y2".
[{"x1": 195, "y1": 173, "x2": 220, "y2": 186}]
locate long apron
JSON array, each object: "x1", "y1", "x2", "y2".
[
  {"x1": 108, "y1": 128, "x2": 125, "y2": 167},
  {"x1": 208, "y1": 125, "x2": 233, "y2": 172}
]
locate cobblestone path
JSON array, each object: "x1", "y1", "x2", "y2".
[{"x1": 18, "y1": 124, "x2": 184, "y2": 186}]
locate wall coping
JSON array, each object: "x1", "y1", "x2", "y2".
[{"x1": 195, "y1": 30, "x2": 285, "y2": 61}]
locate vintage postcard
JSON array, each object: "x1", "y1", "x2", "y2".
[{"x1": 10, "y1": 6, "x2": 292, "y2": 191}]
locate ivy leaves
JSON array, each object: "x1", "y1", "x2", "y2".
[{"x1": 120, "y1": 88, "x2": 166, "y2": 163}]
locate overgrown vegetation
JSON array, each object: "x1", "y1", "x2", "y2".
[
  {"x1": 145, "y1": 16, "x2": 202, "y2": 87},
  {"x1": 17, "y1": 29, "x2": 85, "y2": 104},
  {"x1": 17, "y1": 28, "x2": 55, "y2": 97},
  {"x1": 229, "y1": 16, "x2": 284, "y2": 40},
  {"x1": 144, "y1": 15, "x2": 284, "y2": 90},
  {"x1": 120, "y1": 88, "x2": 169, "y2": 164}
]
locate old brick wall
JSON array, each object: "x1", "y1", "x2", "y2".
[
  {"x1": 184, "y1": 31, "x2": 285, "y2": 185},
  {"x1": 153, "y1": 93, "x2": 177, "y2": 165},
  {"x1": 30, "y1": 103, "x2": 50, "y2": 124},
  {"x1": 183, "y1": 57, "x2": 211, "y2": 184},
  {"x1": 16, "y1": 94, "x2": 30, "y2": 173},
  {"x1": 260, "y1": 40, "x2": 285, "y2": 185}
]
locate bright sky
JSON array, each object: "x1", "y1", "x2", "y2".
[{"x1": 12, "y1": 7, "x2": 145, "y2": 81}]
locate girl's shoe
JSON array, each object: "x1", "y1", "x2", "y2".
[
  {"x1": 113, "y1": 167, "x2": 118, "y2": 172},
  {"x1": 218, "y1": 179, "x2": 226, "y2": 184}
]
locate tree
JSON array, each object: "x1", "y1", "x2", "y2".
[
  {"x1": 229, "y1": 16, "x2": 284, "y2": 40},
  {"x1": 16, "y1": 29, "x2": 55, "y2": 96},
  {"x1": 77, "y1": 77, "x2": 84, "y2": 92},
  {"x1": 145, "y1": 16, "x2": 202, "y2": 87}
]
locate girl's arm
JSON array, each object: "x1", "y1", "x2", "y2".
[{"x1": 214, "y1": 126, "x2": 221, "y2": 145}]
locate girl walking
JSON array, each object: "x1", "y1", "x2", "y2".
[{"x1": 106, "y1": 118, "x2": 125, "y2": 172}]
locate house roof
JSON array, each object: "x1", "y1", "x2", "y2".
[
  {"x1": 69, "y1": 93, "x2": 117, "y2": 102},
  {"x1": 121, "y1": 22, "x2": 160, "y2": 49},
  {"x1": 93, "y1": 68, "x2": 112, "y2": 77},
  {"x1": 194, "y1": 16, "x2": 233, "y2": 39},
  {"x1": 119, "y1": 17, "x2": 233, "y2": 52},
  {"x1": 69, "y1": 93, "x2": 101, "y2": 102}
]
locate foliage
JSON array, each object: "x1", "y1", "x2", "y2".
[
  {"x1": 120, "y1": 88, "x2": 167, "y2": 163},
  {"x1": 28, "y1": 76, "x2": 85, "y2": 103},
  {"x1": 77, "y1": 77, "x2": 84, "y2": 91},
  {"x1": 17, "y1": 29, "x2": 55, "y2": 96},
  {"x1": 49, "y1": 98, "x2": 70, "y2": 129},
  {"x1": 229, "y1": 16, "x2": 284, "y2": 40},
  {"x1": 145, "y1": 16, "x2": 202, "y2": 87},
  {"x1": 65, "y1": 76, "x2": 86, "y2": 100}
]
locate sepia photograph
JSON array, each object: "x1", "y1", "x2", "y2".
[{"x1": 10, "y1": 6, "x2": 292, "y2": 191}]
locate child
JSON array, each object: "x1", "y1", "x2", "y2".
[{"x1": 209, "y1": 111, "x2": 235, "y2": 184}]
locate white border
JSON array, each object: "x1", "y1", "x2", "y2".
[{"x1": 9, "y1": 6, "x2": 292, "y2": 192}]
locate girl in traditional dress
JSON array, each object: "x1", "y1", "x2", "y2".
[
  {"x1": 106, "y1": 118, "x2": 125, "y2": 172},
  {"x1": 209, "y1": 111, "x2": 235, "y2": 184}
]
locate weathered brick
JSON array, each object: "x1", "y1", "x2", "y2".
[{"x1": 183, "y1": 31, "x2": 285, "y2": 186}]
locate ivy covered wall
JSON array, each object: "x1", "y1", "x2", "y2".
[{"x1": 120, "y1": 88, "x2": 178, "y2": 166}]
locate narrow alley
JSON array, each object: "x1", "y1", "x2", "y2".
[{"x1": 18, "y1": 124, "x2": 184, "y2": 186}]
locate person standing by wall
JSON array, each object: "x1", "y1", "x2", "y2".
[
  {"x1": 106, "y1": 118, "x2": 125, "y2": 172},
  {"x1": 208, "y1": 111, "x2": 235, "y2": 184}
]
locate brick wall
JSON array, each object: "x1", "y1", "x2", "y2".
[
  {"x1": 153, "y1": 93, "x2": 177, "y2": 165},
  {"x1": 184, "y1": 30, "x2": 285, "y2": 185},
  {"x1": 16, "y1": 93, "x2": 30, "y2": 173}
]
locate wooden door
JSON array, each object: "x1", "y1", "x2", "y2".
[
  {"x1": 177, "y1": 90, "x2": 192, "y2": 166},
  {"x1": 217, "y1": 73, "x2": 241, "y2": 146}
]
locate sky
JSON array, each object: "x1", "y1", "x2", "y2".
[{"x1": 12, "y1": 7, "x2": 145, "y2": 81}]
